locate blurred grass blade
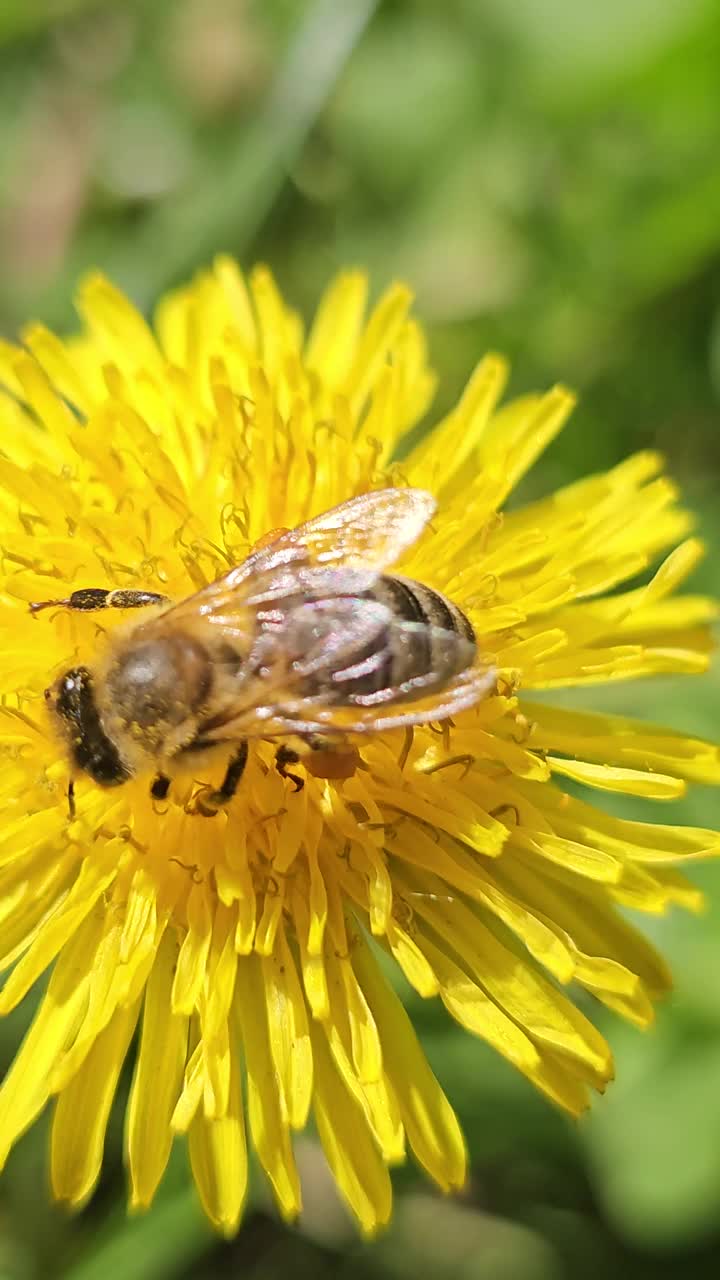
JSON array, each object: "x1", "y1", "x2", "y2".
[
  {"x1": 33, "y1": 0, "x2": 380, "y2": 320},
  {"x1": 0, "y1": 0, "x2": 101, "y2": 44}
]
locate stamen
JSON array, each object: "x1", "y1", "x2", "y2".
[
  {"x1": 397, "y1": 726, "x2": 414, "y2": 772},
  {"x1": 490, "y1": 804, "x2": 520, "y2": 827},
  {"x1": 168, "y1": 857, "x2": 204, "y2": 884},
  {"x1": 415, "y1": 754, "x2": 476, "y2": 779},
  {"x1": 511, "y1": 713, "x2": 537, "y2": 745},
  {"x1": 391, "y1": 898, "x2": 415, "y2": 931}
]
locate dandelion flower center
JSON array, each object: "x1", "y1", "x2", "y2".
[{"x1": 0, "y1": 259, "x2": 718, "y2": 1236}]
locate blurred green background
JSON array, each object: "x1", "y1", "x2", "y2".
[{"x1": 1, "y1": 0, "x2": 720, "y2": 1276}]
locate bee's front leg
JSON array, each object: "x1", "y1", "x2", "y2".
[
  {"x1": 30, "y1": 587, "x2": 170, "y2": 615},
  {"x1": 151, "y1": 774, "x2": 171, "y2": 800}
]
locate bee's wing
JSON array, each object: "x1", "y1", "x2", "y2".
[
  {"x1": 257, "y1": 663, "x2": 498, "y2": 736},
  {"x1": 264, "y1": 613, "x2": 497, "y2": 734},
  {"x1": 243, "y1": 487, "x2": 437, "y2": 575},
  {"x1": 324, "y1": 662, "x2": 497, "y2": 733},
  {"x1": 202, "y1": 661, "x2": 497, "y2": 740},
  {"x1": 200, "y1": 606, "x2": 496, "y2": 741},
  {"x1": 147, "y1": 488, "x2": 436, "y2": 638}
]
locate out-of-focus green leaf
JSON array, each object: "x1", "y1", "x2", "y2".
[
  {"x1": 584, "y1": 1026, "x2": 720, "y2": 1247},
  {"x1": 476, "y1": 0, "x2": 711, "y2": 95},
  {"x1": 362, "y1": 1194, "x2": 562, "y2": 1280},
  {"x1": 61, "y1": 1184, "x2": 214, "y2": 1280},
  {"x1": 0, "y1": 0, "x2": 102, "y2": 45}
]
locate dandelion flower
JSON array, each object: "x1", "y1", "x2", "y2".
[{"x1": 0, "y1": 261, "x2": 718, "y2": 1236}]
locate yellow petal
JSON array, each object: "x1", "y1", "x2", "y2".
[
  {"x1": 342, "y1": 283, "x2": 413, "y2": 416},
  {"x1": 188, "y1": 1041, "x2": 247, "y2": 1237},
  {"x1": 352, "y1": 931, "x2": 466, "y2": 1191},
  {"x1": 126, "y1": 930, "x2": 189, "y2": 1208},
  {"x1": 305, "y1": 270, "x2": 368, "y2": 386},
  {"x1": 51, "y1": 999, "x2": 140, "y2": 1206},
  {"x1": 171, "y1": 1037, "x2": 204, "y2": 1135},
  {"x1": 22, "y1": 324, "x2": 95, "y2": 417},
  {"x1": 385, "y1": 918, "x2": 439, "y2": 998},
  {"x1": 422, "y1": 935, "x2": 541, "y2": 1073},
  {"x1": 262, "y1": 923, "x2": 313, "y2": 1130},
  {"x1": 405, "y1": 353, "x2": 509, "y2": 492},
  {"x1": 291, "y1": 888, "x2": 329, "y2": 1020},
  {"x1": 233, "y1": 956, "x2": 302, "y2": 1220},
  {"x1": 547, "y1": 756, "x2": 686, "y2": 799},
  {"x1": 310, "y1": 1020, "x2": 392, "y2": 1236},
  {"x1": 77, "y1": 272, "x2": 163, "y2": 372},
  {"x1": 171, "y1": 882, "x2": 213, "y2": 1015},
  {"x1": 410, "y1": 891, "x2": 612, "y2": 1088},
  {"x1": 522, "y1": 699, "x2": 720, "y2": 786},
  {"x1": 321, "y1": 945, "x2": 404, "y2": 1164},
  {"x1": 0, "y1": 846, "x2": 119, "y2": 1015},
  {"x1": 0, "y1": 906, "x2": 104, "y2": 1168}
]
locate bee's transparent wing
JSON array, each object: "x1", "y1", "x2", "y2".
[
  {"x1": 204, "y1": 662, "x2": 497, "y2": 740},
  {"x1": 201, "y1": 606, "x2": 496, "y2": 741},
  {"x1": 146, "y1": 487, "x2": 437, "y2": 639},
  {"x1": 262, "y1": 615, "x2": 496, "y2": 734},
  {"x1": 276, "y1": 597, "x2": 393, "y2": 679},
  {"x1": 238, "y1": 487, "x2": 437, "y2": 577}
]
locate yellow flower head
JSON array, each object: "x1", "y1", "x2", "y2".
[{"x1": 0, "y1": 260, "x2": 718, "y2": 1236}]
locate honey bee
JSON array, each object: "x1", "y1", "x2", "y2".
[{"x1": 33, "y1": 489, "x2": 496, "y2": 815}]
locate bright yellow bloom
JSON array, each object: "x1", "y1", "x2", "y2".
[{"x1": 0, "y1": 260, "x2": 718, "y2": 1236}]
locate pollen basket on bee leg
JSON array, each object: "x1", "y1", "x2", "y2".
[{"x1": 304, "y1": 745, "x2": 360, "y2": 780}]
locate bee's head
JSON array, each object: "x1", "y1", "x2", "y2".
[{"x1": 46, "y1": 666, "x2": 131, "y2": 787}]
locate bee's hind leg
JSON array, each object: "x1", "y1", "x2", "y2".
[
  {"x1": 194, "y1": 742, "x2": 249, "y2": 816},
  {"x1": 274, "y1": 745, "x2": 304, "y2": 792}
]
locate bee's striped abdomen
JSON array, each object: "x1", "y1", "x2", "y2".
[
  {"x1": 353, "y1": 576, "x2": 476, "y2": 701},
  {"x1": 298, "y1": 574, "x2": 477, "y2": 707},
  {"x1": 375, "y1": 575, "x2": 475, "y2": 645}
]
